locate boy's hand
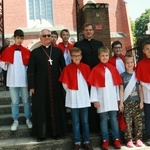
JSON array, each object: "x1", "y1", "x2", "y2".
[
  {"x1": 30, "y1": 88, "x2": 35, "y2": 94},
  {"x1": 140, "y1": 102, "x2": 144, "y2": 109},
  {"x1": 94, "y1": 102, "x2": 100, "y2": 108},
  {"x1": 119, "y1": 102, "x2": 124, "y2": 112}
]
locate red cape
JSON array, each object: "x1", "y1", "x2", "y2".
[
  {"x1": 0, "y1": 44, "x2": 30, "y2": 65},
  {"x1": 136, "y1": 57, "x2": 150, "y2": 82},
  {"x1": 88, "y1": 62, "x2": 122, "y2": 87},
  {"x1": 59, "y1": 62, "x2": 90, "y2": 90},
  {"x1": 57, "y1": 42, "x2": 73, "y2": 54},
  {"x1": 109, "y1": 54, "x2": 124, "y2": 67}
]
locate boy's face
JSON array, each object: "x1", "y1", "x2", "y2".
[
  {"x1": 112, "y1": 44, "x2": 122, "y2": 56},
  {"x1": 98, "y1": 52, "x2": 109, "y2": 63},
  {"x1": 14, "y1": 36, "x2": 24, "y2": 46},
  {"x1": 51, "y1": 34, "x2": 58, "y2": 45},
  {"x1": 124, "y1": 57, "x2": 134, "y2": 71},
  {"x1": 82, "y1": 25, "x2": 94, "y2": 39},
  {"x1": 61, "y1": 31, "x2": 70, "y2": 42},
  {"x1": 71, "y1": 52, "x2": 82, "y2": 65},
  {"x1": 143, "y1": 44, "x2": 150, "y2": 58}
]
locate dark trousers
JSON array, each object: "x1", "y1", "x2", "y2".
[{"x1": 144, "y1": 103, "x2": 150, "y2": 139}]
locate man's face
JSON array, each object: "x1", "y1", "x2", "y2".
[
  {"x1": 5, "y1": 39, "x2": 10, "y2": 46},
  {"x1": 82, "y1": 25, "x2": 94, "y2": 39},
  {"x1": 14, "y1": 36, "x2": 24, "y2": 46},
  {"x1": 143, "y1": 44, "x2": 150, "y2": 58},
  {"x1": 51, "y1": 34, "x2": 58, "y2": 45},
  {"x1": 112, "y1": 44, "x2": 122, "y2": 57},
  {"x1": 61, "y1": 31, "x2": 70, "y2": 42},
  {"x1": 40, "y1": 29, "x2": 51, "y2": 46}
]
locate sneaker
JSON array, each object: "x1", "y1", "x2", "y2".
[
  {"x1": 102, "y1": 140, "x2": 109, "y2": 150},
  {"x1": 146, "y1": 139, "x2": 150, "y2": 146},
  {"x1": 73, "y1": 144, "x2": 81, "y2": 150},
  {"x1": 127, "y1": 140, "x2": 135, "y2": 148},
  {"x1": 114, "y1": 139, "x2": 121, "y2": 149},
  {"x1": 84, "y1": 143, "x2": 93, "y2": 150},
  {"x1": 136, "y1": 139, "x2": 143, "y2": 147},
  {"x1": 26, "y1": 119, "x2": 32, "y2": 129},
  {"x1": 11, "y1": 120, "x2": 19, "y2": 131}
]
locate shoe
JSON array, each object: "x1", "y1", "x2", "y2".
[
  {"x1": 11, "y1": 120, "x2": 19, "y2": 131},
  {"x1": 53, "y1": 135, "x2": 60, "y2": 140},
  {"x1": 37, "y1": 137, "x2": 46, "y2": 142},
  {"x1": 73, "y1": 144, "x2": 81, "y2": 150},
  {"x1": 114, "y1": 139, "x2": 121, "y2": 149},
  {"x1": 136, "y1": 139, "x2": 143, "y2": 147},
  {"x1": 102, "y1": 140, "x2": 109, "y2": 150},
  {"x1": 6, "y1": 87, "x2": 9, "y2": 91},
  {"x1": 127, "y1": 140, "x2": 135, "y2": 148},
  {"x1": 26, "y1": 119, "x2": 32, "y2": 129},
  {"x1": 83, "y1": 143, "x2": 93, "y2": 150},
  {"x1": 146, "y1": 139, "x2": 150, "y2": 146}
]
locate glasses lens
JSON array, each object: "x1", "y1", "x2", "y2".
[{"x1": 42, "y1": 34, "x2": 51, "y2": 38}]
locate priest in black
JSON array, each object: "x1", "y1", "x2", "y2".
[
  {"x1": 74, "y1": 22, "x2": 104, "y2": 132},
  {"x1": 27, "y1": 29, "x2": 67, "y2": 141}
]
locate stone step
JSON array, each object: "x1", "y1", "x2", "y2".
[
  {"x1": 0, "y1": 91, "x2": 10, "y2": 105},
  {"x1": 0, "y1": 124, "x2": 31, "y2": 140},
  {"x1": 0, "y1": 97, "x2": 11, "y2": 105},
  {"x1": 0, "y1": 91, "x2": 31, "y2": 105},
  {"x1": 0, "y1": 104, "x2": 24, "y2": 115},
  {"x1": 0, "y1": 136, "x2": 150, "y2": 150},
  {"x1": 0, "y1": 113, "x2": 26, "y2": 125}
]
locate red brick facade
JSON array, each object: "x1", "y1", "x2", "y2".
[{"x1": 2, "y1": 0, "x2": 132, "y2": 52}]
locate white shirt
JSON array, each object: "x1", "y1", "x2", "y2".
[
  {"x1": 7, "y1": 51, "x2": 28, "y2": 87},
  {"x1": 116, "y1": 57, "x2": 125, "y2": 74},
  {"x1": 141, "y1": 81, "x2": 150, "y2": 104},
  {"x1": 90, "y1": 67, "x2": 120, "y2": 113},
  {"x1": 63, "y1": 69, "x2": 91, "y2": 108}
]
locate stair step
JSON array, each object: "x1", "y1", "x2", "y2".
[
  {"x1": 0, "y1": 135, "x2": 100, "y2": 150},
  {"x1": 0, "y1": 136, "x2": 150, "y2": 150},
  {"x1": 0, "y1": 104, "x2": 24, "y2": 115},
  {"x1": 0, "y1": 113, "x2": 26, "y2": 125},
  {"x1": 0, "y1": 124, "x2": 31, "y2": 140},
  {"x1": 0, "y1": 91, "x2": 10, "y2": 105}
]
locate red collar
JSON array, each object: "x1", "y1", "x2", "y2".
[
  {"x1": 88, "y1": 62, "x2": 122, "y2": 87},
  {"x1": 0, "y1": 44, "x2": 30, "y2": 65},
  {"x1": 59, "y1": 62, "x2": 90, "y2": 90}
]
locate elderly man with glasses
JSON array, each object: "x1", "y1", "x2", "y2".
[{"x1": 27, "y1": 29, "x2": 67, "y2": 142}]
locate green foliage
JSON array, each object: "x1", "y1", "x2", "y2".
[
  {"x1": 130, "y1": 18, "x2": 136, "y2": 44},
  {"x1": 134, "y1": 9, "x2": 150, "y2": 36}
]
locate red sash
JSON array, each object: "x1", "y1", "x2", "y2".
[
  {"x1": 109, "y1": 54, "x2": 124, "y2": 67},
  {"x1": 136, "y1": 57, "x2": 150, "y2": 82},
  {"x1": 88, "y1": 62, "x2": 122, "y2": 87},
  {"x1": 0, "y1": 44, "x2": 30, "y2": 65},
  {"x1": 59, "y1": 62, "x2": 90, "y2": 90},
  {"x1": 57, "y1": 42, "x2": 73, "y2": 54}
]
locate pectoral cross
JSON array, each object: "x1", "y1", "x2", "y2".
[{"x1": 48, "y1": 59, "x2": 53, "y2": 65}]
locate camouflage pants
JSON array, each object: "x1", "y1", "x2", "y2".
[{"x1": 123, "y1": 100, "x2": 142, "y2": 141}]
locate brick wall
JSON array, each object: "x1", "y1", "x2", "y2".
[{"x1": 4, "y1": 0, "x2": 27, "y2": 34}]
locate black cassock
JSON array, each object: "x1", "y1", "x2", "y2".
[
  {"x1": 27, "y1": 45, "x2": 67, "y2": 138},
  {"x1": 74, "y1": 38, "x2": 104, "y2": 69},
  {"x1": 74, "y1": 38, "x2": 104, "y2": 133}
]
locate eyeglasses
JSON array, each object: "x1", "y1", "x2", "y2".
[
  {"x1": 42, "y1": 34, "x2": 51, "y2": 38},
  {"x1": 71, "y1": 55, "x2": 81, "y2": 58},
  {"x1": 113, "y1": 47, "x2": 122, "y2": 50}
]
